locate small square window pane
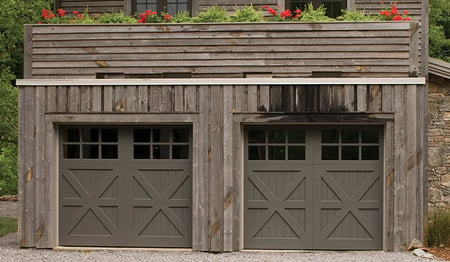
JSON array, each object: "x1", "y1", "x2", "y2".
[
  {"x1": 342, "y1": 129, "x2": 359, "y2": 143},
  {"x1": 322, "y1": 130, "x2": 339, "y2": 143},
  {"x1": 64, "y1": 129, "x2": 80, "y2": 142},
  {"x1": 322, "y1": 146, "x2": 339, "y2": 160},
  {"x1": 134, "y1": 145, "x2": 150, "y2": 159},
  {"x1": 102, "y1": 129, "x2": 118, "y2": 142},
  {"x1": 288, "y1": 146, "x2": 305, "y2": 160},
  {"x1": 153, "y1": 145, "x2": 170, "y2": 159},
  {"x1": 362, "y1": 146, "x2": 379, "y2": 160},
  {"x1": 134, "y1": 129, "x2": 150, "y2": 143},
  {"x1": 173, "y1": 145, "x2": 189, "y2": 159},
  {"x1": 342, "y1": 146, "x2": 359, "y2": 160},
  {"x1": 173, "y1": 128, "x2": 189, "y2": 142},
  {"x1": 82, "y1": 128, "x2": 99, "y2": 142},
  {"x1": 153, "y1": 128, "x2": 170, "y2": 143},
  {"x1": 64, "y1": 145, "x2": 80, "y2": 159},
  {"x1": 269, "y1": 146, "x2": 285, "y2": 160},
  {"x1": 362, "y1": 130, "x2": 379, "y2": 143},
  {"x1": 288, "y1": 130, "x2": 305, "y2": 143},
  {"x1": 248, "y1": 146, "x2": 265, "y2": 160},
  {"x1": 248, "y1": 129, "x2": 265, "y2": 143},
  {"x1": 82, "y1": 145, "x2": 99, "y2": 159},
  {"x1": 268, "y1": 130, "x2": 285, "y2": 144},
  {"x1": 102, "y1": 145, "x2": 118, "y2": 159}
]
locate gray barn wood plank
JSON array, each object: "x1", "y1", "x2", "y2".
[
  {"x1": 80, "y1": 86, "x2": 92, "y2": 112},
  {"x1": 209, "y1": 85, "x2": 224, "y2": 252},
  {"x1": 34, "y1": 86, "x2": 47, "y2": 248},
  {"x1": 356, "y1": 84, "x2": 367, "y2": 112},
  {"x1": 344, "y1": 85, "x2": 355, "y2": 112},
  {"x1": 103, "y1": 85, "x2": 113, "y2": 112},
  {"x1": 57, "y1": 86, "x2": 68, "y2": 112},
  {"x1": 235, "y1": 85, "x2": 248, "y2": 112},
  {"x1": 92, "y1": 86, "x2": 102, "y2": 112},
  {"x1": 369, "y1": 85, "x2": 382, "y2": 112},
  {"x1": 247, "y1": 85, "x2": 258, "y2": 112},
  {"x1": 126, "y1": 85, "x2": 137, "y2": 112},
  {"x1": 174, "y1": 85, "x2": 184, "y2": 112},
  {"x1": 23, "y1": 26, "x2": 32, "y2": 78},
  {"x1": 223, "y1": 85, "x2": 234, "y2": 251},
  {"x1": 46, "y1": 86, "x2": 57, "y2": 113},
  {"x1": 384, "y1": 120, "x2": 395, "y2": 251},
  {"x1": 137, "y1": 85, "x2": 149, "y2": 112},
  {"x1": 193, "y1": 85, "x2": 210, "y2": 251},
  {"x1": 160, "y1": 85, "x2": 173, "y2": 112},
  {"x1": 382, "y1": 85, "x2": 394, "y2": 112},
  {"x1": 114, "y1": 85, "x2": 126, "y2": 112},
  {"x1": 295, "y1": 86, "x2": 306, "y2": 112},
  {"x1": 184, "y1": 85, "x2": 198, "y2": 113},
  {"x1": 18, "y1": 86, "x2": 36, "y2": 247},
  {"x1": 270, "y1": 86, "x2": 282, "y2": 112},
  {"x1": 68, "y1": 86, "x2": 80, "y2": 112},
  {"x1": 149, "y1": 86, "x2": 162, "y2": 113},
  {"x1": 393, "y1": 84, "x2": 407, "y2": 251}
]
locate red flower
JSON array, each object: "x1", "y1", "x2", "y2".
[
  {"x1": 380, "y1": 1, "x2": 384, "y2": 4},
  {"x1": 140, "y1": 13, "x2": 147, "y2": 19},
  {"x1": 390, "y1": 6, "x2": 398, "y2": 15},
  {"x1": 403, "y1": 17, "x2": 411, "y2": 21},
  {"x1": 280, "y1": 9, "x2": 292, "y2": 18},
  {"x1": 294, "y1": 9, "x2": 302, "y2": 14},
  {"x1": 403, "y1": 10, "x2": 408, "y2": 15},
  {"x1": 49, "y1": 14, "x2": 55, "y2": 18},
  {"x1": 137, "y1": 18, "x2": 145, "y2": 23},
  {"x1": 263, "y1": 5, "x2": 268, "y2": 9},
  {"x1": 151, "y1": 11, "x2": 157, "y2": 15},
  {"x1": 78, "y1": 14, "x2": 83, "y2": 19},
  {"x1": 37, "y1": 21, "x2": 43, "y2": 24},
  {"x1": 164, "y1": 14, "x2": 171, "y2": 21},
  {"x1": 392, "y1": 15, "x2": 402, "y2": 21},
  {"x1": 57, "y1": 8, "x2": 66, "y2": 17},
  {"x1": 73, "y1": 11, "x2": 79, "y2": 14},
  {"x1": 145, "y1": 10, "x2": 151, "y2": 15}
]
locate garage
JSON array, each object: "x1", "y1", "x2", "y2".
[
  {"x1": 59, "y1": 125, "x2": 192, "y2": 247},
  {"x1": 244, "y1": 126, "x2": 383, "y2": 250}
]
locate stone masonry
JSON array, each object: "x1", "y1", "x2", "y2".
[{"x1": 428, "y1": 74, "x2": 450, "y2": 210}]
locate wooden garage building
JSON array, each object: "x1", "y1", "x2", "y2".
[{"x1": 17, "y1": 0, "x2": 428, "y2": 252}]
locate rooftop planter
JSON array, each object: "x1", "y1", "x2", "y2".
[{"x1": 24, "y1": 21, "x2": 419, "y2": 79}]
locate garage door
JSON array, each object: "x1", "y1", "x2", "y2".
[
  {"x1": 244, "y1": 126, "x2": 383, "y2": 250},
  {"x1": 59, "y1": 126, "x2": 192, "y2": 247}
]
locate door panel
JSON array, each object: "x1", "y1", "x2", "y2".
[
  {"x1": 244, "y1": 126, "x2": 383, "y2": 250},
  {"x1": 59, "y1": 126, "x2": 192, "y2": 247}
]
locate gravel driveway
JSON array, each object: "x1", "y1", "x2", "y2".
[{"x1": 0, "y1": 200, "x2": 440, "y2": 262}]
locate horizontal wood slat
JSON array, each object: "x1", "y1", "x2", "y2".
[{"x1": 27, "y1": 22, "x2": 417, "y2": 79}]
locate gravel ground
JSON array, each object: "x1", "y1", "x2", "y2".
[{"x1": 0, "y1": 200, "x2": 441, "y2": 261}]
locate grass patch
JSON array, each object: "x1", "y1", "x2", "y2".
[
  {"x1": 0, "y1": 217, "x2": 18, "y2": 237},
  {"x1": 427, "y1": 211, "x2": 450, "y2": 247}
]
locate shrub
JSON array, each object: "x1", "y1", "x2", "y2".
[
  {"x1": 299, "y1": 3, "x2": 334, "y2": 22},
  {"x1": 427, "y1": 211, "x2": 450, "y2": 247},
  {"x1": 191, "y1": 4, "x2": 230, "y2": 23},
  {"x1": 230, "y1": 5, "x2": 264, "y2": 22}
]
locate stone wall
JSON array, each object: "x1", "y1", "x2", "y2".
[{"x1": 428, "y1": 74, "x2": 450, "y2": 209}]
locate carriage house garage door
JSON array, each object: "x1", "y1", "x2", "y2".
[
  {"x1": 59, "y1": 126, "x2": 192, "y2": 247},
  {"x1": 244, "y1": 126, "x2": 383, "y2": 250}
]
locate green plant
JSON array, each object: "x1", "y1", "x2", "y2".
[
  {"x1": 192, "y1": 4, "x2": 230, "y2": 23},
  {"x1": 337, "y1": 9, "x2": 377, "y2": 21},
  {"x1": 0, "y1": 217, "x2": 18, "y2": 237},
  {"x1": 299, "y1": 3, "x2": 334, "y2": 22},
  {"x1": 171, "y1": 10, "x2": 192, "y2": 23},
  {"x1": 427, "y1": 211, "x2": 450, "y2": 247},
  {"x1": 230, "y1": 5, "x2": 264, "y2": 22},
  {"x1": 96, "y1": 11, "x2": 137, "y2": 23}
]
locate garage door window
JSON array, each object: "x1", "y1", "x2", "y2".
[
  {"x1": 248, "y1": 128, "x2": 305, "y2": 160},
  {"x1": 321, "y1": 129, "x2": 380, "y2": 160},
  {"x1": 133, "y1": 127, "x2": 189, "y2": 159},
  {"x1": 62, "y1": 128, "x2": 118, "y2": 159}
]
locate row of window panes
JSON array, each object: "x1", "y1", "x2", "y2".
[
  {"x1": 248, "y1": 129, "x2": 305, "y2": 144},
  {"x1": 64, "y1": 128, "x2": 118, "y2": 143},
  {"x1": 322, "y1": 146, "x2": 379, "y2": 160},
  {"x1": 133, "y1": 128, "x2": 189, "y2": 159},
  {"x1": 321, "y1": 129, "x2": 379, "y2": 144}
]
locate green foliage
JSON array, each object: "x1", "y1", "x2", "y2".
[
  {"x1": 171, "y1": 11, "x2": 192, "y2": 23},
  {"x1": 230, "y1": 5, "x2": 264, "y2": 22},
  {"x1": 192, "y1": 5, "x2": 230, "y2": 23},
  {"x1": 96, "y1": 11, "x2": 138, "y2": 23},
  {"x1": 0, "y1": 145, "x2": 17, "y2": 196},
  {"x1": 337, "y1": 9, "x2": 378, "y2": 22},
  {"x1": 0, "y1": 217, "x2": 18, "y2": 237},
  {"x1": 299, "y1": 3, "x2": 334, "y2": 22},
  {"x1": 427, "y1": 211, "x2": 450, "y2": 247},
  {"x1": 429, "y1": 0, "x2": 450, "y2": 62}
]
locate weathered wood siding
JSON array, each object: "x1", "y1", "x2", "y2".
[
  {"x1": 25, "y1": 22, "x2": 418, "y2": 79},
  {"x1": 18, "y1": 78, "x2": 426, "y2": 252},
  {"x1": 55, "y1": 0, "x2": 125, "y2": 13}
]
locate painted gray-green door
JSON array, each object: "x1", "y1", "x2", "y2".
[
  {"x1": 59, "y1": 126, "x2": 192, "y2": 247},
  {"x1": 245, "y1": 126, "x2": 382, "y2": 250}
]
